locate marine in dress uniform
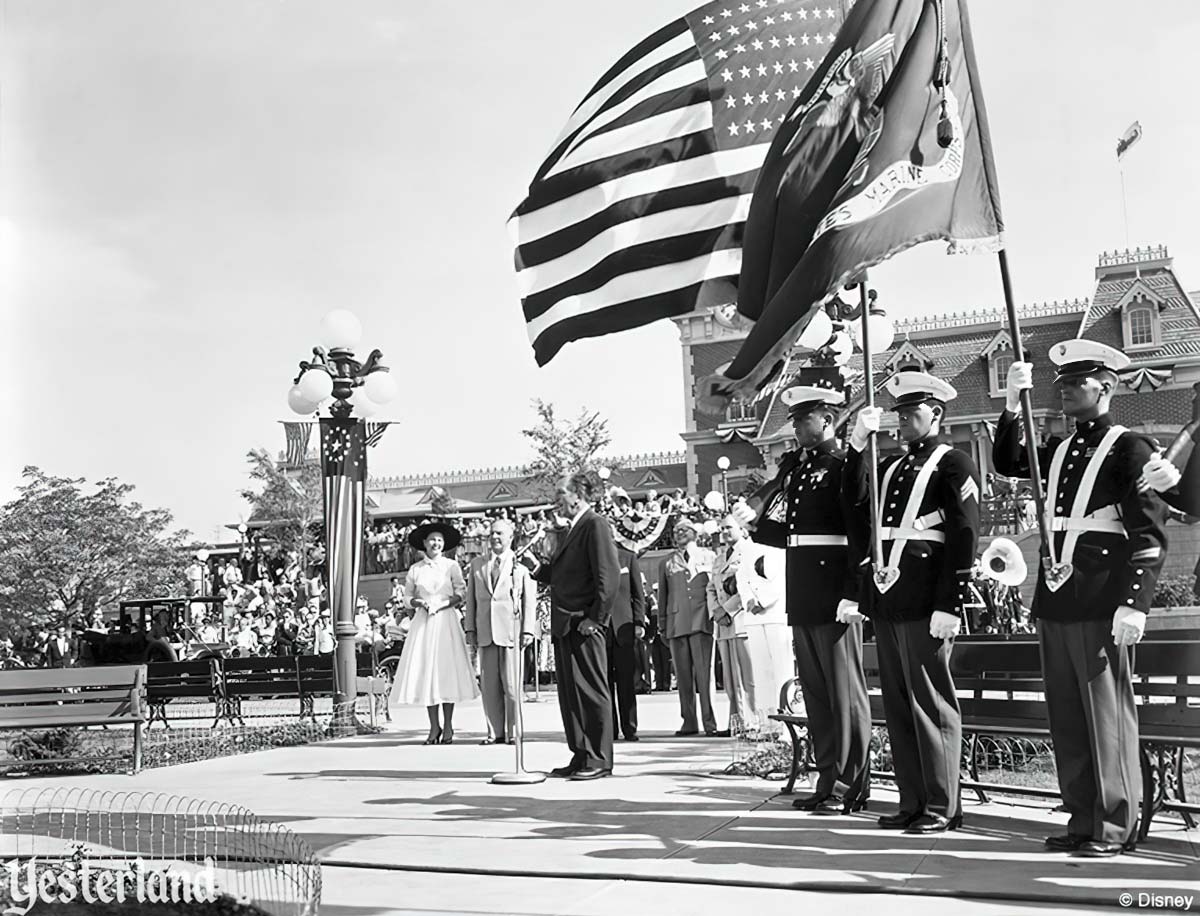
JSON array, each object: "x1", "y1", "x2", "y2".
[
  {"x1": 845, "y1": 369, "x2": 981, "y2": 834},
  {"x1": 995, "y1": 340, "x2": 1169, "y2": 856},
  {"x1": 746, "y1": 366, "x2": 871, "y2": 813}
]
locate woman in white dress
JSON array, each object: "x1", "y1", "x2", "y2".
[{"x1": 391, "y1": 521, "x2": 479, "y2": 744}]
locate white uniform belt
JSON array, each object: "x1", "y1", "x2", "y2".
[
  {"x1": 1048, "y1": 504, "x2": 1125, "y2": 536},
  {"x1": 879, "y1": 528, "x2": 946, "y2": 543},
  {"x1": 879, "y1": 509, "x2": 945, "y2": 544},
  {"x1": 787, "y1": 534, "x2": 849, "y2": 547}
]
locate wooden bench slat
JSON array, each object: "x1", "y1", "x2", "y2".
[
  {"x1": 0, "y1": 665, "x2": 144, "y2": 690},
  {"x1": 0, "y1": 688, "x2": 140, "y2": 705},
  {"x1": 0, "y1": 700, "x2": 137, "y2": 721}
]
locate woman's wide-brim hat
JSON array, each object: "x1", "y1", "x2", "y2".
[{"x1": 408, "y1": 520, "x2": 461, "y2": 552}]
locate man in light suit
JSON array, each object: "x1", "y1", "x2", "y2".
[
  {"x1": 527, "y1": 471, "x2": 621, "y2": 780},
  {"x1": 658, "y1": 519, "x2": 718, "y2": 736},
  {"x1": 465, "y1": 518, "x2": 537, "y2": 745},
  {"x1": 608, "y1": 545, "x2": 647, "y2": 741}
]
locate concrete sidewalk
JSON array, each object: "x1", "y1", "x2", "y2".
[{"x1": 5, "y1": 692, "x2": 1198, "y2": 915}]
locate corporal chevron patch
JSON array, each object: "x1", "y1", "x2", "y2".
[{"x1": 960, "y1": 477, "x2": 979, "y2": 504}]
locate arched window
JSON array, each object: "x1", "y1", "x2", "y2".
[
  {"x1": 991, "y1": 352, "x2": 1013, "y2": 395},
  {"x1": 1128, "y1": 306, "x2": 1154, "y2": 347}
]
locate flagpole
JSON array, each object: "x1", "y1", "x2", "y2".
[
  {"x1": 856, "y1": 280, "x2": 884, "y2": 569},
  {"x1": 1118, "y1": 162, "x2": 1131, "y2": 252},
  {"x1": 997, "y1": 251, "x2": 1052, "y2": 572}
]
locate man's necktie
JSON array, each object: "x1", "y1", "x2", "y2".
[{"x1": 490, "y1": 557, "x2": 500, "y2": 589}]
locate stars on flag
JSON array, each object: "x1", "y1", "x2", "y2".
[{"x1": 692, "y1": 0, "x2": 846, "y2": 146}]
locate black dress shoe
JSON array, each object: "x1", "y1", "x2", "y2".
[
  {"x1": 904, "y1": 813, "x2": 963, "y2": 834},
  {"x1": 877, "y1": 811, "x2": 920, "y2": 829},
  {"x1": 1073, "y1": 839, "x2": 1133, "y2": 858},
  {"x1": 623, "y1": 734, "x2": 640, "y2": 742},
  {"x1": 549, "y1": 763, "x2": 583, "y2": 778},
  {"x1": 810, "y1": 796, "x2": 849, "y2": 814},
  {"x1": 791, "y1": 792, "x2": 832, "y2": 811},
  {"x1": 569, "y1": 767, "x2": 612, "y2": 781},
  {"x1": 1044, "y1": 833, "x2": 1089, "y2": 852},
  {"x1": 707, "y1": 729, "x2": 731, "y2": 738},
  {"x1": 674, "y1": 729, "x2": 699, "y2": 737}
]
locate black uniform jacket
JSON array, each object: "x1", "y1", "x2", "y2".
[
  {"x1": 751, "y1": 439, "x2": 864, "y2": 626},
  {"x1": 844, "y1": 436, "x2": 981, "y2": 623},
  {"x1": 992, "y1": 410, "x2": 1168, "y2": 622}
]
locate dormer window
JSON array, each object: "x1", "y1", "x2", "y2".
[
  {"x1": 980, "y1": 329, "x2": 1019, "y2": 399},
  {"x1": 1117, "y1": 281, "x2": 1164, "y2": 350},
  {"x1": 1127, "y1": 306, "x2": 1154, "y2": 347},
  {"x1": 990, "y1": 352, "x2": 1013, "y2": 396}
]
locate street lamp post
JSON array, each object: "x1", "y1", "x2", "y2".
[
  {"x1": 716, "y1": 456, "x2": 730, "y2": 509},
  {"x1": 288, "y1": 310, "x2": 398, "y2": 729}
]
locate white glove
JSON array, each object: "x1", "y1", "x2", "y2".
[
  {"x1": 850, "y1": 407, "x2": 883, "y2": 451},
  {"x1": 1112, "y1": 607, "x2": 1147, "y2": 647},
  {"x1": 929, "y1": 610, "x2": 961, "y2": 640},
  {"x1": 1005, "y1": 361, "x2": 1033, "y2": 413},
  {"x1": 731, "y1": 498, "x2": 757, "y2": 528},
  {"x1": 1140, "y1": 454, "x2": 1182, "y2": 493},
  {"x1": 835, "y1": 599, "x2": 864, "y2": 624}
]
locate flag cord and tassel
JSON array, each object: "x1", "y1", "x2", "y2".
[
  {"x1": 933, "y1": 0, "x2": 956, "y2": 149},
  {"x1": 857, "y1": 279, "x2": 885, "y2": 570},
  {"x1": 998, "y1": 250, "x2": 1053, "y2": 574}
]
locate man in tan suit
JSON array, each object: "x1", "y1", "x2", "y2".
[{"x1": 465, "y1": 518, "x2": 537, "y2": 744}]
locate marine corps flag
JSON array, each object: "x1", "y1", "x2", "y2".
[{"x1": 703, "y1": 0, "x2": 1004, "y2": 403}]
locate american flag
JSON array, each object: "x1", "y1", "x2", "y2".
[
  {"x1": 320, "y1": 418, "x2": 367, "y2": 639},
  {"x1": 364, "y1": 421, "x2": 389, "y2": 448},
  {"x1": 511, "y1": 0, "x2": 848, "y2": 366},
  {"x1": 284, "y1": 422, "x2": 313, "y2": 468}
]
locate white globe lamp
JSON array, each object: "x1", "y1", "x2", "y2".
[
  {"x1": 796, "y1": 308, "x2": 834, "y2": 350},
  {"x1": 362, "y1": 369, "x2": 399, "y2": 405},
  {"x1": 297, "y1": 369, "x2": 333, "y2": 403},
  {"x1": 287, "y1": 384, "x2": 321, "y2": 415},
  {"x1": 319, "y1": 309, "x2": 363, "y2": 351},
  {"x1": 349, "y1": 387, "x2": 379, "y2": 418}
]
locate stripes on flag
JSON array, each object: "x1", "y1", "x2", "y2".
[
  {"x1": 512, "y1": 0, "x2": 847, "y2": 366},
  {"x1": 284, "y1": 422, "x2": 313, "y2": 468},
  {"x1": 365, "y1": 422, "x2": 388, "y2": 448}
]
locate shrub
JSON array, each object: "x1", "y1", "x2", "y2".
[{"x1": 1153, "y1": 574, "x2": 1198, "y2": 609}]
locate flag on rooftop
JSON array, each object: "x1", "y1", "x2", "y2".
[
  {"x1": 703, "y1": 0, "x2": 1004, "y2": 404},
  {"x1": 511, "y1": 0, "x2": 849, "y2": 367}
]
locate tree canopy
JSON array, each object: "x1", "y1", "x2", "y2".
[
  {"x1": 239, "y1": 449, "x2": 322, "y2": 562},
  {"x1": 521, "y1": 400, "x2": 614, "y2": 499},
  {"x1": 0, "y1": 467, "x2": 190, "y2": 636}
]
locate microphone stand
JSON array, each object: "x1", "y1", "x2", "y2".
[{"x1": 492, "y1": 532, "x2": 547, "y2": 785}]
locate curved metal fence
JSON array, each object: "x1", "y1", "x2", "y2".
[{"x1": 0, "y1": 787, "x2": 320, "y2": 915}]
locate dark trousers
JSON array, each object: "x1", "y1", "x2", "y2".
[
  {"x1": 669, "y1": 632, "x2": 717, "y2": 733},
  {"x1": 650, "y1": 636, "x2": 673, "y2": 691},
  {"x1": 606, "y1": 629, "x2": 639, "y2": 739},
  {"x1": 874, "y1": 618, "x2": 962, "y2": 819},
  {"x1": 553, "y1": 629, "x2": 614, "y2": 770},
  {"x1": 1039, "y1": 618, "x2": 1140, "y2": 844},
  {"x1": 792, "y1": 621, "x2": 872, "y2": 802}
]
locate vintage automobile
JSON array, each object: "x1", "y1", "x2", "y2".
[{"x1": 79, "y1": 596, "x2": 231, "y2": 665}]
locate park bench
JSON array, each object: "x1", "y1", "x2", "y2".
[
  {"x1": 0, "y1": 665, "x2": 147, "y2": 774},
  {"x1": 771, "y1": 632, "x2": 1200, "y2": 840},
  {"x1": 215, "y1": 655, "x2": 320, "y2": 725},
  {"x1": 145, "y1": 659, "x2": 221, "y2": 727}
]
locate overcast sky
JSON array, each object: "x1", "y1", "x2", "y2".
[{"x1": 3, "y1": 0, "x2": 1198, "y2": 543}]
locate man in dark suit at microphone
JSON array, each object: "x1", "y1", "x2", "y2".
[{"x1": 527, "y1": 471, "x2": 621, "y2": 780}]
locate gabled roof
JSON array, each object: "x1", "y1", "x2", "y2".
[{"x1": 1077, "y1": 246, "x2": 1200, "y2": 359}]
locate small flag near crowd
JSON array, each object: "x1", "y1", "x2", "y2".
[
  {"x1": 511, "y1": 0, "x2": 848, "y2": 366},
  {"x1": 1116, "y1": 121, "x2": 1142, "y2": 161},
  {"x1": 283, "y1": 422, "x2": 313, "y2": 468},
  {"x1": 704, "y1": 0, "x2": 1005, "y2": 404},
  {"x1": 365, "y1": 421, "x2": 389, "y2": 448}
]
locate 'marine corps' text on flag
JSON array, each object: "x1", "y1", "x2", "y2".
[
  {"x1": 511, "y1": 0, "x2": 849, "y2": 366},
  {"x1": 702, "y1": 0, "x2": 1004, "y2": 406}
]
